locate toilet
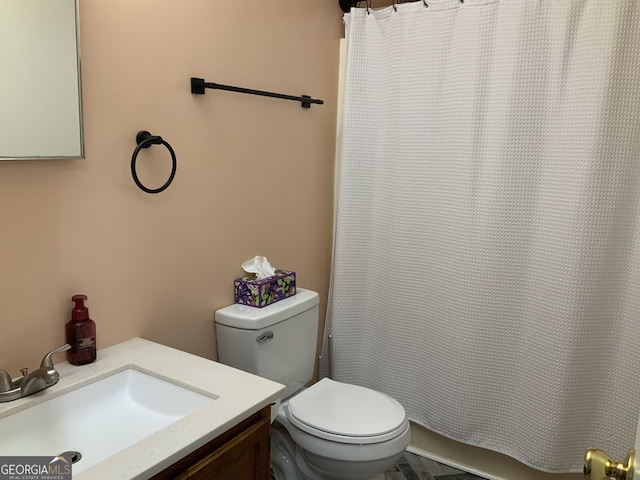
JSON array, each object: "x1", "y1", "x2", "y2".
[{"x1": 214, "y1": 288, "x2": 411, "y2": 480}]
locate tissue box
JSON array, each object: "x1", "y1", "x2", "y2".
[{"x1": 234, "y1": 270, "x2": 296, "y2": 308}]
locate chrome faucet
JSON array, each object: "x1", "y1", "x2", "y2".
[{"x1": 0, "y1": 344, "x2": 71, "y2": 402}]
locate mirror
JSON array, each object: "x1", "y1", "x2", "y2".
[{"x1": 0, "y1": 0, "x2": 83, "y2": 160}]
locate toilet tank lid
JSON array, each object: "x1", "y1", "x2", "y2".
[{"x1": 214, "y1": 288, "x2": 319, "y2": 330}]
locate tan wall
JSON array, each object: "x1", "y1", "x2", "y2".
[{"x1": 0, "y1": 0, "x2": 344, "y2": 375}]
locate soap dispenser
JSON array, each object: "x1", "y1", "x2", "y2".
[{"x1": 66, "y1": 294, "x2": 97, "y2": 365}]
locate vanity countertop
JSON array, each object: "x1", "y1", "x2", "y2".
[{"x1": 0, "y1": 337, "x2": 285, "y2": 479}]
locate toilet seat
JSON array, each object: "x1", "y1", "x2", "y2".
[{"x1": 286, "y1": 378, "x2": 408, "y2": 445}]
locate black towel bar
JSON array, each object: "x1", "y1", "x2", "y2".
[{"x1": 190, "y1": 77, "x2": 324, "y2": 109}]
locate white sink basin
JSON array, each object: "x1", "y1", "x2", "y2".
[{"x1": 0, "y1": 368, "x2": 214, "y2": 474}]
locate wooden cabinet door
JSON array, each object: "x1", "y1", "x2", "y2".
[
  {"x1": 151, "y1": 406, "x2": 271, "y2": 480},
  {"x1": 181, "y1": 414, "x2": 270, "y2": 480}
]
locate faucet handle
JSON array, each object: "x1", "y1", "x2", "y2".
[
  {"x1": 40, "y1": 344, "x2": 72, "y2": 369},
  {"x1": 0, "y1": 370, "x2": 13, "y2": 393}
]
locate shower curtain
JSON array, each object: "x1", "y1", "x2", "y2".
[{"x1": 321, "y1": 0, "x2": 640, "y2": 473}]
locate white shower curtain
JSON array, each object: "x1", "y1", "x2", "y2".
[{"x1": 322, "y1": 0, "x2": 640, "y2": 473}]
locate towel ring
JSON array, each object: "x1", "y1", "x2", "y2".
[{"x1": 131, "y1": 131, "x2": 177, "y2": 194}]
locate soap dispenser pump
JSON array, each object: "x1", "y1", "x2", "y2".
[{"x1": 66, "y1": 294, "x2": 97, "y2": 365}]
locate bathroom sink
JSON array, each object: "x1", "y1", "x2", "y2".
[{"x1": 0, "y1": 368, "x2": 214, "y2": 475}]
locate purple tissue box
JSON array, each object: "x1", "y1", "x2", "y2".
[{"x1": 234, "y1": 270, "x2": 296, "y2": 308}]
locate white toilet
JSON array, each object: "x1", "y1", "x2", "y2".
[{"x1": 215, "y1": 288, "x2": 411, "y2": 480}]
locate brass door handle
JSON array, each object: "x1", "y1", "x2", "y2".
[{"x1": 584, "y1": 448, "x2": 635, "y2": 480}]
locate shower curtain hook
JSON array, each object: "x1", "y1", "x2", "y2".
[
  {"x1": 392, "y1": 0, "x2": 397, "y2": 12},
  {"x1": 366, "y1": 0, "x2": 371, "y2": 14},
  {"x1": 423, "y1": 0, "x2": 429, "y2": 7}
]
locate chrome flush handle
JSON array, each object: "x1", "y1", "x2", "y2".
[{"x1": 256, "y1": 332, "x2": 274, "y2": 343}]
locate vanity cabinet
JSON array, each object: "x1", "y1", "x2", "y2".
[{"x1": 150, "y1": 406, "x2": 271, "y2": 480}]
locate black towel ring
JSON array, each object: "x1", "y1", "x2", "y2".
[{"x1": 131, "y1": 131, "x2": 177, "y2": 194}]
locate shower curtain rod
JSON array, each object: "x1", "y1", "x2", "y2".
[
  {"x1": 339, "y1": 0, "x2": 431, "y2": 13},
  {"x1": 190, "y1": 77, "x2": 324, "y2": 109}
]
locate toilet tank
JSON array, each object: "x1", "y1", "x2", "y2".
[{"x1": 214, "y1": 288, "x2": 319, "y2": 399}]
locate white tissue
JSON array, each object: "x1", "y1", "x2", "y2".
[{"x1": 241, "y1": 255, "x2": 276, "y2": 280}]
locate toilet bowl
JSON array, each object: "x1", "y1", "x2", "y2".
[
  {"x1": 272, "y1": 379, "x2": 411, "y2": 480},
  {"x1": 215, "y1": 288, "x2": 411, "y2": 480},
  {"x1": 271, "y1": 420, "x2": 410, "y2": 480}
]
